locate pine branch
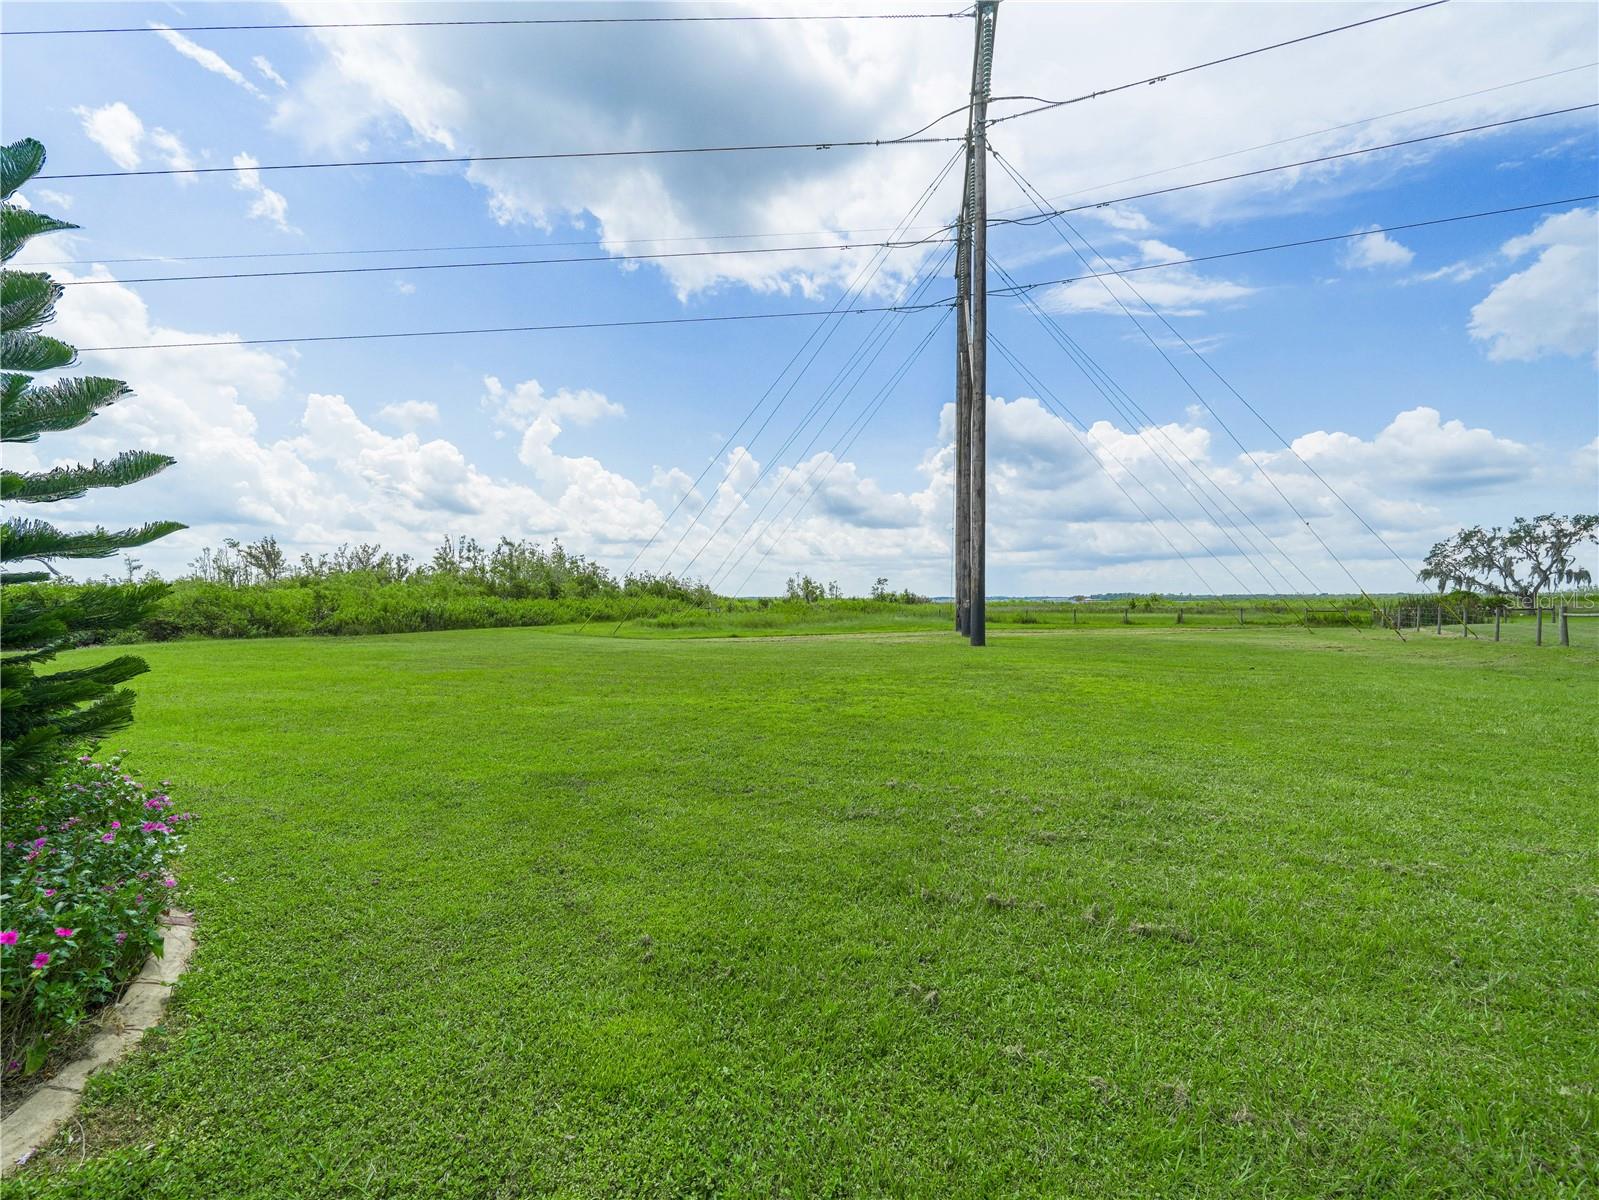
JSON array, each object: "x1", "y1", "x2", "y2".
[
  {"x1": 1, "y1": 204, "x2": 77, "y2": 264},
  {"x1": 1, "y1": 516, "x2": 187, "y2": 564},
  {"x1": 1, "y1": 270, "x2": 62, "y2": 334},
  {"x1": 1, "y1": 569, "x2": 50, "y2": 584},
  {"x1": 0, "y1": 376, "x2": 126, "y2": 442},
  {"x1": 0, "y1": 579, "x2": 169, "y2": 654},
  {"x1": 3, "y1": 450, "x2": 177, "y2": 503},
  {"x1": 1, "y1": 139, "x2": 47, "y2": 202},
  {"x1": 1, "y1": 330, "x2": 76, "y2": 373}
]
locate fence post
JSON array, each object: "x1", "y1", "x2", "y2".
[
  {"x1": 1494, "y1": 609, "x2": 1501, "y2": 642},
  {"x1": 1462, "y1": 601, "x2": 1468, "y2": 638},
  {"x1": 1560, "y1": 603, "x2": 1569, "y2": 647},
  {"x1": 1176, "y1": 608, "x2": 1183, "y2": 625},
  {"x1": 1237, "y1": 607, "x2": 1244, "y2": 625},
  {"x1": 1072, "y1": 608, "x2": 1077, "y2": 626},
  {"x1": 1123, "y1": 606, "x2": 1130, "y2": 625},
  {"x1": 1536, "y1": 604, "x2": 1543, "y2": 646},
  {"x1": 1414, "y1": 605, "x2": 1421, "y2": 632},
  {"x1": 1435, "y1": 604, "x2": 1442, "y2": 635}
]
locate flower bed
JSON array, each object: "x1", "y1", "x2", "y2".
[{"x1": 1, "y1": 754, "x2": 191, "y2": 1075}]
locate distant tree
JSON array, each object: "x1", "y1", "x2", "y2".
[
  {"x1": 1419, "y1": 514, "x2": 1597, "y2": 606},
  {"x1": 1, "y1": 137, "x2": 184, "y2": 789},
  {"x1": 239, "y1": 534, "x2": 287, "y2": 583}
]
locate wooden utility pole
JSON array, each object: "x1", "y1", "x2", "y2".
[
  {"x1": 957, "y1": 1, "x2": 999, "y2": 646},
  {"x1": 953, "y1": 108, "x2": 974, "y2": 636}
]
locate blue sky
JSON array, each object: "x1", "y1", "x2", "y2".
[{"x1": 4, "y1": 0, "x2": 1596, "y2": 595}]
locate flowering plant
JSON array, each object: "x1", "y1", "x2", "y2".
[{"x1": 0, "y1": 753, "x2": 192, "y2": 1073}]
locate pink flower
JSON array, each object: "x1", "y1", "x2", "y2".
[
  {"x1": 161, "y1": 878, "x2": 177, "y2": 888},
  {"x1": 31, "y1": 952, "x2": 50, "y2": 969},
  {"x1": 114, "y1": 932, "x2": 127, "y2": 945},
  {"x1": 42, "y1": 888, "x2": 56, "y2": 898},
  {"x1": 31, "y1": 838, "x2": 46, "y2": 849},
  {"x1": 54, "y1": 927, "x2": 74, "y2": 938},
  {"x1": 0, "y1": 931, "x2": 17, "y2": 946},
  {"x1": 109, "y1": 821, "x2": 121, "y2": 831},
  {"x1": 100, "y1": 833, "x2": 115, "y2": 844}
]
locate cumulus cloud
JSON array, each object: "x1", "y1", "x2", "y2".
[
  {"x1": 1468, "y1": 207, "x2": 1598, "y2": 363},
  {"x1": 231, "y1": 153, "x2": 294, "y2": 231},
  {"x1": 24, "y1": 268, "x2": 1589, "y2": 595},
  {"x1": 153, "y1": 25, "x2": 265, "y2": 98},
  {"x1": 261, "y1": 0, "x2": 1593, "y2": 300},
  {"x1": 1341, "y1": 227, "x2": 1414, "y2": 269},
  {"x1": 74, "y1": 103, "x2": 196, "y2": 180},
  {"x1": 376, "y1": 401, "x2": 440, "y2": 429}
]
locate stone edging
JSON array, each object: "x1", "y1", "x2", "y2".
[{"x1": 1, "y1": 911, "x2": 195, "y2": 1176}]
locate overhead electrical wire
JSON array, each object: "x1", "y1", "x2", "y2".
[
  {"x1": 693, "y1": 245, "x2": 957, "y2": 583},
  {"x1": 664, "y1": 234, "x2": 958, "y2": 578},
  {"x1": 990, "y1": 194, "x2": 1599, "y2": 297},
  {"x1": 991, "y1": 146, "x2": 1407, "y2": 628},
  {"x1": 989, "y1": 0, "x2": 1454, "y2": 126},
  {"x1": 988, "y1": 255, "x2": 1323, "y2": 601},
  {"x1": 56, "y1": 193, "x2": 1597, "y2": 295},
  {"x1": 724, "y1": 313, "x2": 951, "y2": 596},
  {"x1": 2, "y1": 9, "x2": 968, "y2": 35},
  {"x1": 986, "y1": 334, "x2": 1228, "y2": 599},
  {"x1": 612, "y1": 148, "x2": 962, "y2": 586},
  {"x1": 35, "y1": 63, "x2": 1591, "y2": 270},
  {"x1": 984, "y1": 60, "x2": 1597, "y2": 223},
  {"x1": 58, "y1": 234, "x2": 954, "y2": 287},
  {"x1": 73, "y1": 299, "x2": 951, "y2": 354},
  {"x1": 988, "y1": 104, "x2": 1599, "y2": 229},
  {"x1": 38, "y1": 132, "x2": 965, "y2": 182}
]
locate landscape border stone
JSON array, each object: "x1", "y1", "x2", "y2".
[{"x1": 0, "y1": 911, "x2": 194, "y2": 1176}]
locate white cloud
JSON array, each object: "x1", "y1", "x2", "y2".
[
  {"x1": 254, "y1": 0, "x2": 1594, "y2": 301},
  {"x1": 73, "y1": 102, "x2": 146, "y2": 169},
  {"x1": 231, "y1": 153, "x2": 294, "y2": 231},
  {"x1": 481, "y1": 376, "x2": 624, "y2": 430},
  {"x1": 252, "y1": 55, "x2": 288, "y2": 89},
  {"x1": 153, "y1": 25, "x2": 265, "y2": 98},
  {"x1": 22, "y1": 266, "x2": 1590, "y2": 596},
  {"x1": 1341, "y1": 227, "x2": 1415, "y2": 269},
  {"x1": 33, "y1": 189, "x2": 73, "y2": 211},
  {"x1": 73, "y1": 102, "x2": 196, "y2": 181},
  {"x1": 1469, "y1": 207, "x2": 1599, "y2": 363},
  {"x1": 393, "y1": 280, "x2": 416, "y2": 295},
  {"x1": 376, "y1": 400, "x2": 440, "y2": 429},
  {"x1": 1408, "y1": 260, "x2": 1484, "y2": 284}
]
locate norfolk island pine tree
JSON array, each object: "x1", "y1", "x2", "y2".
[{"x1": 1, "y1": 137, "x2": 184, "y2": 791}]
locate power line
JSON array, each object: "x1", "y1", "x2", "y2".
[
  {"x1": 60, "y1": 193, "x2": 1595, "y2": 295},
  {"x1": 59, "y1": 234, "x2": 954, "y2": 287},
  {"x1": 991, "y1": 195, "x2": 1599, "y2": 296},
  {"x1": 39, "y1": 133, "x2": 963, "y2": 183},
  {"x1": 989, "y1": 104, "x2": 1599, "y2": 228},
  {"x1": 692, "y1": 247, "x2": 957, "y2": 582},
  {"x1": 990, "y1": 1, "x2": 1454, "y2": 126},
  {"x1": 73, "y1": 300, "x2": 951, "y2": 354},
  {"x1": 990, "y1": 255, "x2": 1322, "y2": 600},
  {"x1": 986, "y1": 335, "x2": 1227, "y2": 599},
  {"x1": 39, "y1": 62, "x2": 1589, "y2": 270},
  {"x1": 991, "y1": 147, "x2": 1401, "y2": 629},
  {"x1": 3, "y1": 10, "x2": 968, "y2": 35},
  {"x1": 984, "y1": 59, "x2": 1598, "y2": 222},
  {"x1": 610, "y1": 148, "x2": 963, "y2": 585},
  {"x1": 726, "y1": 314, "x2": 951, "y2": 595}
]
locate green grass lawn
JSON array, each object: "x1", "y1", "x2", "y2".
[{"x1": 11, "y1": 625, "x2": 1597, "y2": 1198}]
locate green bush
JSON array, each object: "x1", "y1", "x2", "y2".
[{"x1": 1, "y1": 753, "x2": 191, "y2": 1072}]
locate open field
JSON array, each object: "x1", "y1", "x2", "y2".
[{"x1": 11, "y1": 624, "x2": 1597, "y2": 1198}]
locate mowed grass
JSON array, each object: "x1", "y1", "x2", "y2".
[{"x1": 12, "y1": 625, "x2": 1597, "y2": 1198}]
